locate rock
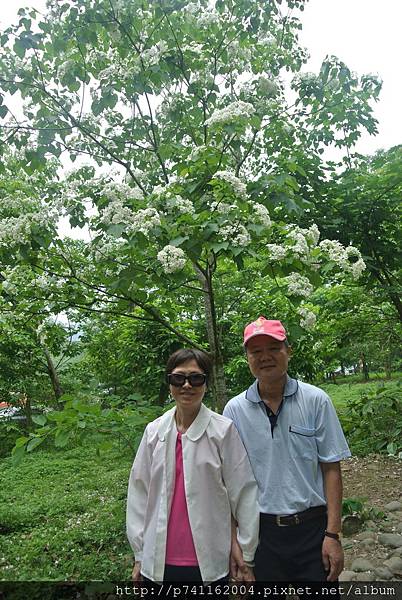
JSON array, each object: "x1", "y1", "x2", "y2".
[
  {"x1": 396, "y1": 523, "x2": 402, "y2": 534},
  {"x1": 358, "y1": 572, "x2": 375, "y2": 581},
  {"x1": 392, "y1": 511, "x2": 402, "y2": 520},
  {"x1": 351, "y1": 558, "x2": 375, "y2": 572},
  {"x1": 343, "y1": 515, "x2": 362, "y2": 536},
  {"x1": 360, "y1": 538, "x2": 376, "y2": 549},
  {"x1": 341, "y1": 540, "x2": 354, "y2": 550},
  {"x1": 355, "y1": 531, "x2": 375, "y2": 540},
  {"x1": 356, "y1": 531, "x2": 376, "y2": 540},
  {"x1": 384, "y1": 501, "x2": 402, "y2": 512},
  {"x1": 389, "y1": 547, "x2": 402, "y2": 557},
  {"x1": 339, "y1": 570, "x2": 356, "y2": 582},
  {"x1": 374, "y1": 566, "x2": 393, "y2": 580},
  {"x1": 378, "y1": 533, "x2": 402, "y2": 548},
  {"x1": 383, "y1": 556, "x2": 402, "y2": 576}
]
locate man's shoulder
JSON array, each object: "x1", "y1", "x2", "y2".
[
  {"x1": 223, "y1": 390, "x2": 247, "y2": 417},
  {"x1": 296, "y1": 380, "x2": 330, "y2": 403}
]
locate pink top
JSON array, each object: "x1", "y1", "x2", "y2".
[{"x1": 165, "y1": 432, "x2": 199, "y2": 566}]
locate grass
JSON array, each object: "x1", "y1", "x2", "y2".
[
  {"x1": 0, "y1": 444, "x2": 134, "y2": 581},
  {"x1": 319, "y1": 373, "x2": 401, "y2": 414},
  {"x1": 0, "y1": 374, "x2": 400, "y2": 582}
]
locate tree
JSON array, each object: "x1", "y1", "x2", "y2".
[
  {"x1": 0, "y1": 0, "x2": 381, "y2": 409},
  {"x1": 306, "y1": 146, "x2": 402, "y2": 321}
]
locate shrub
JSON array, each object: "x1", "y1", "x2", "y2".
[{"x1": 341, "y1": 381, "x2": 402, "y2": 456}]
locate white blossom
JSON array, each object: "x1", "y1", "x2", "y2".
[
  {"x1": 297, "y1": 307, "x2": 317, "y2": 330},
  {"x1": 129, "y1": 208, "x2": 161, "y2": 236},
  {"x1": 165, "y1": 195, "x2": 195, "y2": 215},
  {"x1": 205, "y1": 101, "x2": 255, "y2": 127},
  {"x1": 142, "y1": 41, "x2": 168, "y2": 67},
  {"x1": 285, "y1": 273, "x2": 314, "y2": 298},
  {"x1": 258, "y1": 76, "x2": 278, "y2": 97},
  {"x1": 220, "y1": 223, "x2": 251, "y2": 247},
  {"x1": 157, "y1": 245, "x2": 186, "y2": 273},
  {"x1": 319, "y1": 240, "x2": 366, "y2": 279},
  {"x1": 213, "y1": 171, "x2": 247, "y2": 200},
  {"x1": 210, "y1": 200, "x2": 236, "y2": 214},
  {"x1": 251, "y1": 202, "x2": 271, "y2": 227},
  {"x1": 288, "y1": 229, "x2": 309, "y2": 257},
  {"x1": 267, "y1": 244, "x2": 287, "y2": 261},
  {"x1": 103, "y1": 182, "x2": 143, "y2": 203}
]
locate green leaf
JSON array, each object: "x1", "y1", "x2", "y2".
[
  {"x1": 54, "y1": 429, "x2": 71, "y2": 448},
  {"x1": 32, "y1": 414, "x2": 47, "y2": 426},
  {"x1": 11, "y1": 444, "x2": 26, "y2": 466},
  {"x1": 26, "y1": 436, "x2": 44, "y2": 452}
]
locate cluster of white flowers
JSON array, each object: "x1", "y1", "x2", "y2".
[
  {"x1": 266, "y1": 244, "x2": 287, "y2": 261},
  {"x1": 142, "y1": 41, "x2": 168, "y2": 68},
  {"x1": 197, "y1": 10, "x2": 220, "y2": 26},
  {"x1": 157, "y1": 245, "x2": 186, "y2": 273},
  {"x1": 103, "y1": 182, "x2": 143, "y2": 203},
  {"x1": 100, "y1": 199, "x2": 133, "y2": 225},
  {"x1": 213, "y1": 171, "x2": 247, "y2": 200},
  {"x1": 183, "y1": 42, "x2": 204, "y2": 55},
  {"x1": 58, "y1": 59, "x2": 75, "y2": 79},
  {"x1": 188, "y1": 145, "x2": 207, "y2": 161},
  {"x1": 258, "y1": 33, "x2": 276, "y2": 47},
  {"x1": 205, "y1": 101, "x2": 255, "y2": 127},
  {"x1": 258, "y1": 76, "x2": 278, "y2": 97},
  {"x1": 129, "y1": 208, "x2": 161, "y2": 236},
  {"x1": 288, "y1": 229, "x2": 309, "y2": 257},
  {"x1": 319, "y1": 240, "x2": 366, "y2": 279},
  {"x1": 165, "y1": 195, "x2": 195, "y2": 215},
  {"x1": 227, "y1": 41, "x2": 252, "y2": 68},
  {"x1": 0, "y1": 209, "x2": 55, "y2": 248},
  {"x1": 251, "y1": 202, "x2": 271, "y2": 228},
  {"x1": 297, "y1": 307, "x2": 317, "y2": 330},
  {"x1": 293, "y1": 72, "x2": 317, "y2": 88},
  {"x1": 285, "y1": 273, "x2": 314, "y2": 298},
  {"x1": 210, "y1": 200, "x2": 236, "y2": 214},
  {"x1": 220, "y1": 223, "x2": 251, "y2": 247}
]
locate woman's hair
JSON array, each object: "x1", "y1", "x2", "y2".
[{"x1": 165, "y1": 349, "x2": 213, "y2": 381}]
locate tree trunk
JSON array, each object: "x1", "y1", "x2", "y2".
[
  {"x1": 360, "y1": 353, "x2": 369, "y2": 381},
  {"x1": 43, "y1": 346, "x2": 64, "y2": 402},
  {"x1": 194, "y1": 263, "x2": 228, "y2": 412}
]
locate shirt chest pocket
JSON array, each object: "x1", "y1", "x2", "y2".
[{"x1": 288, "y1": 424, "x2": 316, "y2": 460}]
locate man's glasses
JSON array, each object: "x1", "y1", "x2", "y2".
[{"x1": 167, "y1": 373, "x2": 207, "y2": 387}]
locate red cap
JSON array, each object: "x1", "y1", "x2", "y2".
[{"x1": 243, "y1": 317, "x2": 287, "y2": 346}]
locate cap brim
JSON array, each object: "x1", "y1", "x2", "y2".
[{"x1": 243, "y1": 331, "x2": 286, "y2": 346}]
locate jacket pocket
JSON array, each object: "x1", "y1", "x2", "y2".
[{"x1": 288, "y1": 424, "x2": 316, "y2": 460}]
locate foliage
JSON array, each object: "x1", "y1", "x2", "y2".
[
  {"x1": 307, "y1": 145, "x2": 402, "y2": 321},
  {"x1": 342, "y1": 497, "x2": 385, "y2": 522},
  {"x1": 0, "y1": 0, "x2": 381, "y2": 409},
  {"x1": 0, "y1": 445, "x2": 133, "y2": 580},
  {"x1": 11, "y1": 393, "x2": 163, "y2": 465},
  {"x1": 340, "y1": 381, "x2": 402, "y2": 456}
]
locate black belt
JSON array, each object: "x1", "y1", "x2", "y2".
[{"x1": 261, "y1": 505, "x2": 327, "y2": 527}]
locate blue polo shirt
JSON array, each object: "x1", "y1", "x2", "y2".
[{"x1": 223, "y1": 376, "x2": 351, "y2": 515}]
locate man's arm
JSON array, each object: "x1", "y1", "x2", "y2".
[{"x1": 320, "y1": 461, "x2": 344, "y2": 581}]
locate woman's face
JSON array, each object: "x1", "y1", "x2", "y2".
[{"x1": 169, "y1": 359, "x2": 207, "y2": 411}]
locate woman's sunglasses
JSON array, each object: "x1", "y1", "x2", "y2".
[{"x1": 167, "y1": 373, "x2": 207, "y2": 387}]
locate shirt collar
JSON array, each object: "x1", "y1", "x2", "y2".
[
  {"x1": 246, "y1": 374, "x2": 298, "y2": 403},
  {"x1": 157, "y1": 402, "x2": 212, "y2": 442}
]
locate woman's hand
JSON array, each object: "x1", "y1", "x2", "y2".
[{"x1": 132, "y1": 560, "x2": 142, "y2": 581}]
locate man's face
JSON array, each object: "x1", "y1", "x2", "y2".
[{"x1": 246, "y1": 335, "x2": 290, "y2": 383}]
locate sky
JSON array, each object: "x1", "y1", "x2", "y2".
[{"x1": 1, "y1": 0, "x2": 400, "y2": 157}]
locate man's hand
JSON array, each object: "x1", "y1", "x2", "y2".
[
  {"x1": 132, "y1": 560, "x2": 142, "y2": 582},
  {"x1": 322, "y1": 537, "x2": 344, "y2": 581},
  {"x1": 230, "y1": 537, "x2": 255, "y2": 582}
]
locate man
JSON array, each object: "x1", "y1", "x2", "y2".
[{"x1": 224, "y1": 317, "x2": 351, "y2": 582}]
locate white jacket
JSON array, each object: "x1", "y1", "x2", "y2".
[{"x1": 126, "y1": 403, "x2": 259, "y2": 582}]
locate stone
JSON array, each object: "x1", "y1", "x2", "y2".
[
  {"x1": 358, "y1": 572, "x2": 375, "y2": 581},
  {"x1": 356, "y1": 531, "x2": 376, "y2": 541},
  {"x1": 351, "y1": 558, "x2": 375, "y2": 572},
  {"x1": 342, "y1": 515, "x2": 362, "y2": 536},
  {"x1": 339, "y1": 570, "x2": 356, "y2": 582},
  {"x1": 378, "y1": 533, "x2": 402, "y2": 548},
  {"x1": 341, "y1": 540, "x2": 354, "y2": 550},
  {"x1": 396, "y1": 523, "x2": 402, "y2": 534},
  {"x1": 360, "y1": 538, "x2": 376, "y2": 549},
  {"x1": 383, "y1": 556, "x2": 402, "y2": 576},
  {"x1": 389, "y1": 547, "x2": 402, "y2": 557},
  {"x1": 384, "y1": 501, "x2": 402, "y2": 512},
  {"x1": 374, "y1": 566, "x2": 393, "y2": 580}
]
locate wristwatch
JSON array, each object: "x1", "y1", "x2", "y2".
[{"x1": 325, "y1": 530, "x2": 342, "y2": 541}]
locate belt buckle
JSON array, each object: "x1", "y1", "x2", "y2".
[{"x1": 276, "y1": 515, "x2": 288, "y2": 527}]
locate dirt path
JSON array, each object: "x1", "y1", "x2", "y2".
[{"x1": 342, "y1": 455, "x2": 402, "y2": 508}]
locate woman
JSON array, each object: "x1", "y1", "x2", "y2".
[{"x1": 126, "y1": 348, "x2": 258, "y2": 583}]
